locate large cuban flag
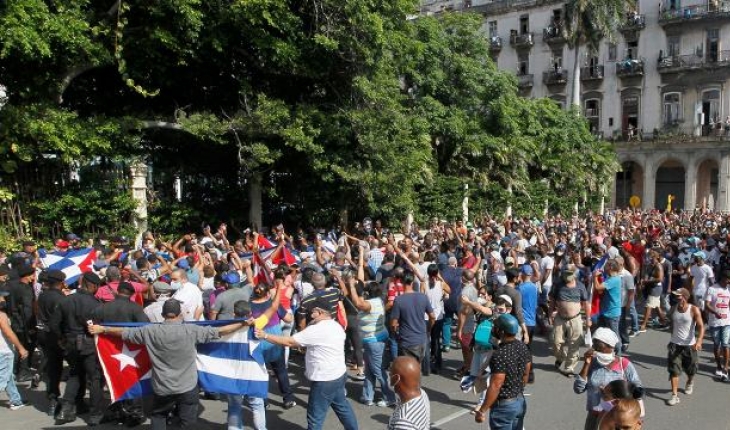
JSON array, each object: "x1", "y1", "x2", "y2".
[
  {"x1": 40, "y1": 248, "x2": 97, "y2": 285},
  {"x1": 95, "y1": 321, "x2": 268, "y2": 402}
]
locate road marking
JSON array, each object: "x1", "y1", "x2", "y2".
[{"x1": 431, "y1": 408, "x2": 471, "y2": 427}]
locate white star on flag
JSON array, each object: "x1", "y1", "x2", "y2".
[{"x1": 112, "y1": 343, "x2": 140, "y2": 371}]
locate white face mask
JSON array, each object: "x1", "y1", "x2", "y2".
[
  {"x1": 170, "y1": 281, "x2": 183, "y2": 290},
  {"x1": 595, "y1": 351, "x2": 615, "y2": 367}
]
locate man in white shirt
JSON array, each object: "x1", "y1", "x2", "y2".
[
  {"x1": 255, "y1": 297, "x2": 358, "y2": 430},
  {"x1": 705, "y1": 271, "x2": 730, "y2": 381},
  {"x1": 689, "y1": 251, "x2": 714, "y2": 310},
  {"x1": 171, "y1": 269, "x2": 204, "y2": 321}
]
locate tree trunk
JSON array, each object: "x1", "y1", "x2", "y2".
[
  {"x1": 248, "y1": 173, "x2": 263, "y2": 230},
  {"x1": 571, "y1": 44, "x2": 582, "y2": 109}
]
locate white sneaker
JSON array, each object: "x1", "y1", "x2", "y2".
[
  {"x1": 716, "y1": 369, "x2": 724, "y2": 377},
  {"x1": 9, "y1": 403, "x2": 25, "y2": 411},
  {"x1": 685, "y1": 382, "x2": 694, "y2": 395},
  {"x1": 721, "y1": 373, "x2": 729, "y2": 382},
  {"x1": 667, "y1": 394, "x2": 680, "y2": 406}
]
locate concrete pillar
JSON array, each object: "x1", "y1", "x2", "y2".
[
  {"x1": 685, "y1": 161, "x2": 698, "y2": 210},
  {"x1": 642, "y1": 159, "x2": 656, "y2": 210},
  {"x1": 130, "y1": 161, "x2": 148, "y2": 248},
  {"x1": 462, "y1": 183, "x2": 469, "y2": 223},
  {"x1": 248, "y1": 173, "x2": 263, "y2": 230},
  {"x1": 719, "y1": 153, "x2": 730, "y2": 212}
]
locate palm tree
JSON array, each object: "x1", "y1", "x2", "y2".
[{"x1": 564, "y1": 0, "x2": 635, "y2": 108}]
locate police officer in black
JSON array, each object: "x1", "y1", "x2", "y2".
[
  {"x1": 91, "y1": 281, "x2": 149, "y2": 426},
  {"x1": 50, "y1": 272, "x2": 104, "y2": 425},
  {"x1": 8, "y1": 263, "x2": 37, "y2": 382},
  {"x1": 36, "y1": 269, "x2": 67, "y2": 416}
]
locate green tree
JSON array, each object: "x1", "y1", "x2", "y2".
[{"x1": 564, "y1": 0, "x2": 634, "y2": 107}]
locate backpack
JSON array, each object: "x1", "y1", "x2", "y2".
[{"x1": 474, "y1": 317, "x2": 493, "y2": 349}]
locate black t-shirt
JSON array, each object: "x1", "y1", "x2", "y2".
[{"x1": 490, "y1": 339, "x2": 532, "y2": 400}]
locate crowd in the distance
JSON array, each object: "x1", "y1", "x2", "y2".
[{"x1": 0, "y1": 209, "x2": 729, "y2": 430}]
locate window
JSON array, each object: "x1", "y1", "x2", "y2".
[
  {"x1": 520, "y1": 15, "x2": 529, "y2": 34},
  {"x1": 707, "y1": 29, "x2": 720, "y2": 62},
  {"x1": 585, "y1": 99, "x2": 600, "y2": 132},
  {"x1": 667, "y1": 36, "x2": 680, "y2": 57},
  {"x1": 622, "y1": 96, "x2": 640, "y2": 138},
  {"x1": 518, "y1": 52, "x2": 529, "y2": 74},
  {"x1": 552, "y1": 49, "x2": 564, "y2": 71},
  {"x1": 626, "y1": 41, "x2": 638, "y2": 60},
  {"x1": 608, "y1": 43, "x2": 617, "y2": 61},
  {"x1": 488, "y1": 21, "x2": 498, "y2": 37},
  {"x1": 663, "y1": 93, "x2": 681, "y2": 126},
  {"x1": 701, "y1": 89, "x2": 721, "y2": 135}
]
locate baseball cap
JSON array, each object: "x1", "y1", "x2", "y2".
[
  {"x1": 693, "y1": 251, "x2": 706, "y2": 260},
  {"x1": 177, "y1": 259, "x2": 190, "y2": 270},
  {"x1": 309, "y1": 296, "x2": 336, "y2": 314},
  {"x1": 82, "y1": 272, "x2": 103, "y2": 285},
  {"x1": 504, "y1": 256, "x2": 515, "y2": 266},
  {"x1": 672, "y1": 288, "x2": 691, "y2": 299},
  {"x1": 593, "y1": 327, "x2": 619, "y2": 348},
  {"x1": 55, "y1": 240, "x2": 70, "y2": 249},
  {"x1": 153, "y1": 281, "x2": 175, "y2": 293},
  {"x1": 222, "y1": 271, "x2": 241, "y2": 286},
  {"x1": 498, "y1": 294, "x2": 513, "y2": 306},
  {"x1": 162, "y1": 299, "x2": 183, "y2": 317},
  {"x1": 45, "y1": 269, "x2": 67, "y2": 283},
  {"x1": 520, "y1": 264, "x2": 533, "y2": 276}
]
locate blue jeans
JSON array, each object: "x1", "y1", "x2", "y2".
[
  {"x1": 307, "y1": 373, "x2": 358, "y2": 430},
  {"x1": 227, "y1": 395, "x2": 266, "y2": 430},
  {"x1": 361, "y1": 341, "x2": 395, "y2": 404},
  {"x1": 442, "y1": 311, "x2": 456, "y2": 347},
  {"x1": 0, "y1": 352, "x2": 22, "y2": 405},
  {"x1": 629, "y1": 300, "x2": 639, "y2": 332},
  {"x1": 489, "y1": 396, "x2": 526, "y2": 430}
]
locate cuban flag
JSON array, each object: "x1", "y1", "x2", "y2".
[
  {"x1": 95, "y1": 321, "x2": 268, "y2": 402},
  {"x1": 40, "y1": 247, "x2": 97, "y2": 285}
]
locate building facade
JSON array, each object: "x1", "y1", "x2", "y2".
[{"x1": 420, "y1": 0, "x2": 730, "y2": 211}]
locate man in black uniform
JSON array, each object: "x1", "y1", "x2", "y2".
[
  {"x1": 8, "y1": 264, "x2": 37, "y2": 382},
  {"x1": 36, "y1": 269, "x2": 67, "y2": 416},
  {"x1": 92, "y1": 282, "x2": 149, "y2": 426},
  {"x1": 51, "y1": 272, "x2": 104, "y2": 425}
]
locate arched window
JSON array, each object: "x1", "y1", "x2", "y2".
[{"x1": 663, "y1": 92, "x2": 681, "y2": 126}]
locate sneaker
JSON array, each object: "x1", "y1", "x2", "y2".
[
  {"x1": 9, "y1": 402, "x2": 27, "y2": 411},
  {"x1": 375, "y1": 400, "x2": 394, "y2": 407},
  {"x1": 629, "y1": 331, "x2": 638, "y2": 338},
  {"x1": 684, "y1": 382, "x2": 694, "y2": 395},
  {"x1": 716, "y1": 368, "x2": 724, "y2": 377},
  {"x1": 721, "y1": 373, "x2": 729, "y2": 382},
  {"x1": 442, "y1": 346, "x2": 450, "y2": 353},
  {"x1": 667, "y1": 394, "x2": 680, "y2": 406},
  {"x1": 637, "y1": 329, "x2": 647, "y2": 334},
  {"x1": 283, "y1": 400, "x2": 296, "y2": 409},
  {"x1": 362, "y1": 400, "x2": 374, "y2": 407}
]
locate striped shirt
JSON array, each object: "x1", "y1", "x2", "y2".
[
  {"x1": 358, "y1": 298, "x2": 388, "y2": 343},
  {"x1": 388, "y1": 389, "x2": 430, "y2": 430}
]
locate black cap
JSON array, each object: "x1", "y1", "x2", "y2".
[
  {"x1": 162, "y1": 299, "x2": 182, "y2": 317},
  {"x1": 309, "y1": 296, "x2": 335, "y2": 314},
  {"x1": 46, "y1": 269, "x2": 66, "y2": 283},
  {"x1": 16, "y1": 264, "x2": 34, "y2": 278},
  {"x1": 82, "y1": 272, "x2": 102, "y2": 286}
]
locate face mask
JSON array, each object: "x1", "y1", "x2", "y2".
[
  {"x1": 387, "y1": 373, "x2": 400, "y2": 391},
  {"x1": 595, "y1": 351, "x2": 615, "y2": 367},
  {"x1": 170, "y1": 281, "x2": 182, "y2": 290}
]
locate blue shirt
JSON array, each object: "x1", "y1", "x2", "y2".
[
  {"x1": 517, "y1": 281, "x2": 538, "y2": 327},
  {"x1": 600, "y1": 276, "x2": 622, "y2": 319},
  {"x1": 390, "y1": 292, "x2": 434, "y2": 348}
]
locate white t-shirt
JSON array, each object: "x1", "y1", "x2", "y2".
[
  {"x1": 292, "y1": 319, "x2": 346, "y2": 381},
  {"x1": 706, "y1": 285, "x2": 730, "y2": 328},
  {"x1": 540, "y1": 256, "x2": 555, "y2": 287},
  {"x1": 173, "y1": 282, "x2": 204, "y2": 321},
  {"x1": 0, "y1": 312, "x2": 12, "y2": 354},
  {"x1": 690, "y1": 263, "x2": 714, "y2": 305},
  {"x1": 425, "y1": 281, "x2": 445, "y2": 321}
]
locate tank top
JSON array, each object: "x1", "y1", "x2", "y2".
[
  {"x1": 670, "y1": 304, "x2": 696, "y2": 346},
  {"x1": 359, "y1": 298, "x2": 387, "y2": 343}
]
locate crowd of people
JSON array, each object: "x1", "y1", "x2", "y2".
[{"x1": 0, "y1": 208, "x2": 729, "y2": 429}]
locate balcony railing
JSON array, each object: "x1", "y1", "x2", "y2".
[
  {"x1": 581, "y1": 65, "x2": 604, "y2": 80},
  {"x1": 510, "y1": 32, "x2": 534, "y2": 48},
  {"x1": 543, "y1": 69, "x2": 568, "y2": 85},
  {"x1": 516, "y1": 73, "x2": 534, "y2": 88},
  {"x1": 542, "y1": 25, "x2": 566, "y2": 44},
  {"x1": 659, "y1": 2, "x2": 730, "y2": 25},
  {"x1": 489, "y1": 36, "x2": 503, "y2": 52},
  {"x1": 584, "y1": 108, "x2": 600, "y2": 118},
  {"x1": 657, "y1": 51, "x2": 730, "y2": 73},
  {"x1": 619, "y1": 13, "x2": 646, "y2": 32},
  {"x1": 612, "y1": 123, "x2": 730, "y2": 142},
  {"x1": 616, "y1": 59, "x2": 644, "y2": 77}
]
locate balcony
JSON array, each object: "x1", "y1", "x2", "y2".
[
  {"x1": 657, "y1": 51, "x2": 730, "y2": 73},
  {"x1": 612, "y1": 123, "x2": 730, "y2": 145},
  {"x1": 510, "y1": 32, "x2": 534, "y2": 49},
  {"x1": 516, "y1": 73, "x2": 534, "y2": 88},
  {"x1": 619, "y1": 13, "x2": 646, "y2": 33},
  {"x1": 659, "y1": 2, "x2": 730, "y2": 26},
  {"x1": 543, "y1": 69, "x2": 568, "y2": 85},
  {"x1": 616, "y1": 59, "x2": 644, "y2": 78},
  {"x1": 584, "y1": 108, "x2": 600, "y2": 118},
  {"x1": 489, "y1": 36, "x2": 503, "y2": 52},
  {"x1": 542, "y1": 25, "x2": 566, "y2": 46},
  {"x1": 580, "y1": 65, "x2": 604, "y2": 81}
]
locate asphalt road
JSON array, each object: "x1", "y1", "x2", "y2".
[{"x1": 3, "y1": 325, "x2": 730, "y2": 430}]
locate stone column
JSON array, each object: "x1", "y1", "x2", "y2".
[
  {"x1": 719, "y1": 153, "x2": 730, "y2": 212},
  {"x1": 248, "y1": 173, "x2": 263, "y2": 230},
  {"x1": 642, "y1": 159, "x2": 656, "y2": 210},
  {"x1": 684, "y1": 161, "x2": 698, "y2": 210},
  {"x1": 130, "y1": 161, "x2": 148, "y2": 248}
]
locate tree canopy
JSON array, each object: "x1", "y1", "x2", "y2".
[{"x1": 0, "y1": 0, "x2": 618, "y2": 235}]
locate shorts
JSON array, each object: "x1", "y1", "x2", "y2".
[
  {"x1": 711, "y1": 326, "x2": 730, "y2": 348},
  {"x1": 667, "y1": 343, "x2": 698, "y2": 377},
  {"x1": 459, "y1": 333, "x2": 474, "y2": 349},
  {"x1": 646, "y1": 295, "x2": 661, "y2": 309}
]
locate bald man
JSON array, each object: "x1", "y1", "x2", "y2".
[{"x1": 387, "y1": 357, "x2": 430, "y2": 430}]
